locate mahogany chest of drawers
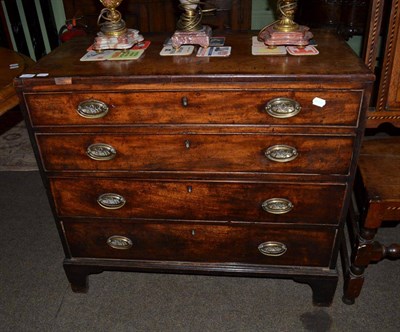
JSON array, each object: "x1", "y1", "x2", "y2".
[{"x1": 15, "y1": 31, "x2": 374, "y2": 306}]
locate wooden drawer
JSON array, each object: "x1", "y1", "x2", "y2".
[
  {"x1": 50, "y1": 178, "x2": 346, "y2": 225},
  {"x1": 25, "y1": 90, "x2": 362, "y2": 127},
  {"x1": 37, "y1": 133, "x2": 354, "y2": 175},
  {"x1": 62, "y1": 220, "x2": 337, "y2": 267}
]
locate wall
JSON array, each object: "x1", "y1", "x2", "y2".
[
  {"x1": 51, "y1": 0, "x2": 66, "y2": 31},
  {"x1": 251, "y1": 0, "x2": 276, "y2": 29}
]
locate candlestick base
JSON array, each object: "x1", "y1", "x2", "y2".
[
  {"x1": 259, "y1": 24, "x2": 313, "y2": 48},
  {"x1": 92, "y1": 29, "x2": 144, "y2": 51},
  {"x1": 171, "y1": 25, "x2": 212, "y2": 49}
]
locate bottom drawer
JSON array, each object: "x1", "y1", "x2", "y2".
[{"x1": 63, "y1": 221, "x2": 336, "y2": 267}]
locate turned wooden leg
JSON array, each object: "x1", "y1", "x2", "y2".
[
  {"x1": 342, "y1": 265, "x2": 365, "y2": 305},
  {"x1": 344, "y1": 235, "x2": 400, "y2": 304},
  {"x1": 344, "y1": 231, "x2": 400, "y2": 304},
  {"x1": 343, "y1": 242, "x2": 370, "y2": 304},
  {"x1": 343, "y1": 227, "x2": 377, "y2": 304},
  {"x1": 369, "y1": 241, "x2": 400, "y2": 261}
]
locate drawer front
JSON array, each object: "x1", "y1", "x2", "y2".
[
  {"x1": 63, "y1": 221, "x2": 336, "y2": 267},
  {"x1": 37, "y1": 133, "x2": 354, "y2": 175},
  {"x1": 50, "y1": 178, "x2": 346, "y2": 224},
  {"x1": 25, "y1": 90, "x2": 362, "y2": 127}
]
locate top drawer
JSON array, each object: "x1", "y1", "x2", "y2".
[{"x1": 24, "y1": 90, "x2": 362, "y2": 127}]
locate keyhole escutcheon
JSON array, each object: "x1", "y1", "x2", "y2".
[
  {"x1": 181, "y1": 96, "x2": 188, "y2": 107},
  {"x1": 185, "y1": 139, "x2": 191, "y2": 149}
]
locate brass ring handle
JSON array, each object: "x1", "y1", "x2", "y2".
[
  {"x1": 77, "y1": 99, "x2": 109, "y2": 118},
  {"x1": 258, "y1": 241, "x2": 287, "y2": 256},
  {"x1": 107, "y1": 235, "x2": 133, "y2": 250},
  {"x1": 262, "y1": 198, "x2": 293, "y2": 214},
  {"x1": 264, "y1": 97, "x2": 301, "y2": 118},
  {"x1": 265, "y1": 144, "x2": 298, "y2": 162},
  {"x1": 87, "y1": 143, "x2": 116, "y2": 161},
  {"x1": 97, "y1": 193, "x2": 126, "y2": 209}
]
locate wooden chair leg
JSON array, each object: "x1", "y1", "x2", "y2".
[
  {"x1": 342, "y1": 226, "x2": 377, "y2": 304},
  {"x1": 343, "y1": 223, "x2": 400, "y2": 304},
  {"x1": 340, "y1": 232, "x2": 362, "y2": 305},
  {"x1": 343, "y1": 269, "x2": 364, "y2": 305}
]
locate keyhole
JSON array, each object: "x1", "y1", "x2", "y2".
[
  {"x1": 185, "y1": 140, "x2": 190, "y2": 149},
  {"x1": 187, "y1": 185, "x2": 192, "y2": 193},
  {"x1": 191, "y1": 230, "x2": 196, "y2": 236}
]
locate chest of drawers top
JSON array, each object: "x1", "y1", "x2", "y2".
[{"x1": 15, "y1": 31, "x2": 373, "y2": 89}]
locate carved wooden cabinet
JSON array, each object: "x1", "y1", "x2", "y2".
[
  {"x1": 15, "y1": 31, "x2": 373, "y2": 306},
  {"x1": 296, "y1": 0, "x2": 370, "y2": 39},
  {"x1": 363, "y1": 0, "x2": 400, "y2": 127}
]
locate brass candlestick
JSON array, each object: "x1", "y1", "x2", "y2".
[
  {"x1": 275, "y1": 0, "x2": 299, "y2": 32},
  {"x1": 177, "y1": 0, "x2": 203, "y2": 32},
  {"x1": 258, "y1": 0, "x2": 312, "y2": 47},
  {"x1": 171, "y1": 0, "x2": 214, "y2": 49},
  {"x1": 93, "y1": 0, "x2": 144, "y2": 51},
  {"x1": 98, "y1": 0, "x2": 126, "y2": 36}
]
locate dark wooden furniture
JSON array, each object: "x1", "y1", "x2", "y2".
[
  {"x1": 342, "y1": 136, "x2": 400, "y2": 304},
  {"x1": 62, "y1": 0, "x2": 252, "y2": 33},
  {"x1": 297, "y1": 0, "x2": 400, "y2": 126},
  {"x1": 63, "y1": 0, "x2": 176, "y2": 33},
  {"x1": 363, "y1": 0, "x2": 400, "y2": 128},
  {"x1": 198, "y1": 0, "x2": 252, "y2": 31},
  {"x1": 341, "y1": 0, "x2": 400, "y2": 304},
  {"x1": 15, "y1": 31, "x2": 373, "y2": 306},
  {"x1": 296, "y1": 0, "x2": 370, "y2": 39},
  {"x1": 0, "y1": 48, "x2": 34, "y2": 116}
]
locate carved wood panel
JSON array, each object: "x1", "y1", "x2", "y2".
[{"x1": 363, "y1": 0, "x2": 400, "y2": 127}]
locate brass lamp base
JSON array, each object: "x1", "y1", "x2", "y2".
[
  {"x1": 171, "y1": 25, "x2": 212, "y2": 49},
  {"x1": 259, "y1": 24, "x2": 313, "y2": 48},
  {"x1": 92, "y1": 28, "x2": 144, "y2": 51},
  {"x1": 100, "y1": 19, "x2": 127, "y2": 37}
]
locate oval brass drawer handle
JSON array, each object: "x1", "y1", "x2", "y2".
[
  {"x1": 265, "y1": 97, "x2": 301, "y2": 118},
  {"x1": 107, "y1": 235, "x2": 133, "y2": 250},
  {"x1": 77, "y1": 99, "x2": 109, "y2": 118},
  {"x1": 265, "y1": 144, "x2": 298, "y2": 162},
  {"x1": 262, "y1": 198, "x2": 293, "y2": 214},
  {"x1": 258, "y1": 241, "x2": 287, "y2": 257},
  {"x1": 97, "y1": 193, "x2": 126, "y2": 209},
  {"x1": 87, "y1": 143, "x2": 116, "y2": 161}
]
